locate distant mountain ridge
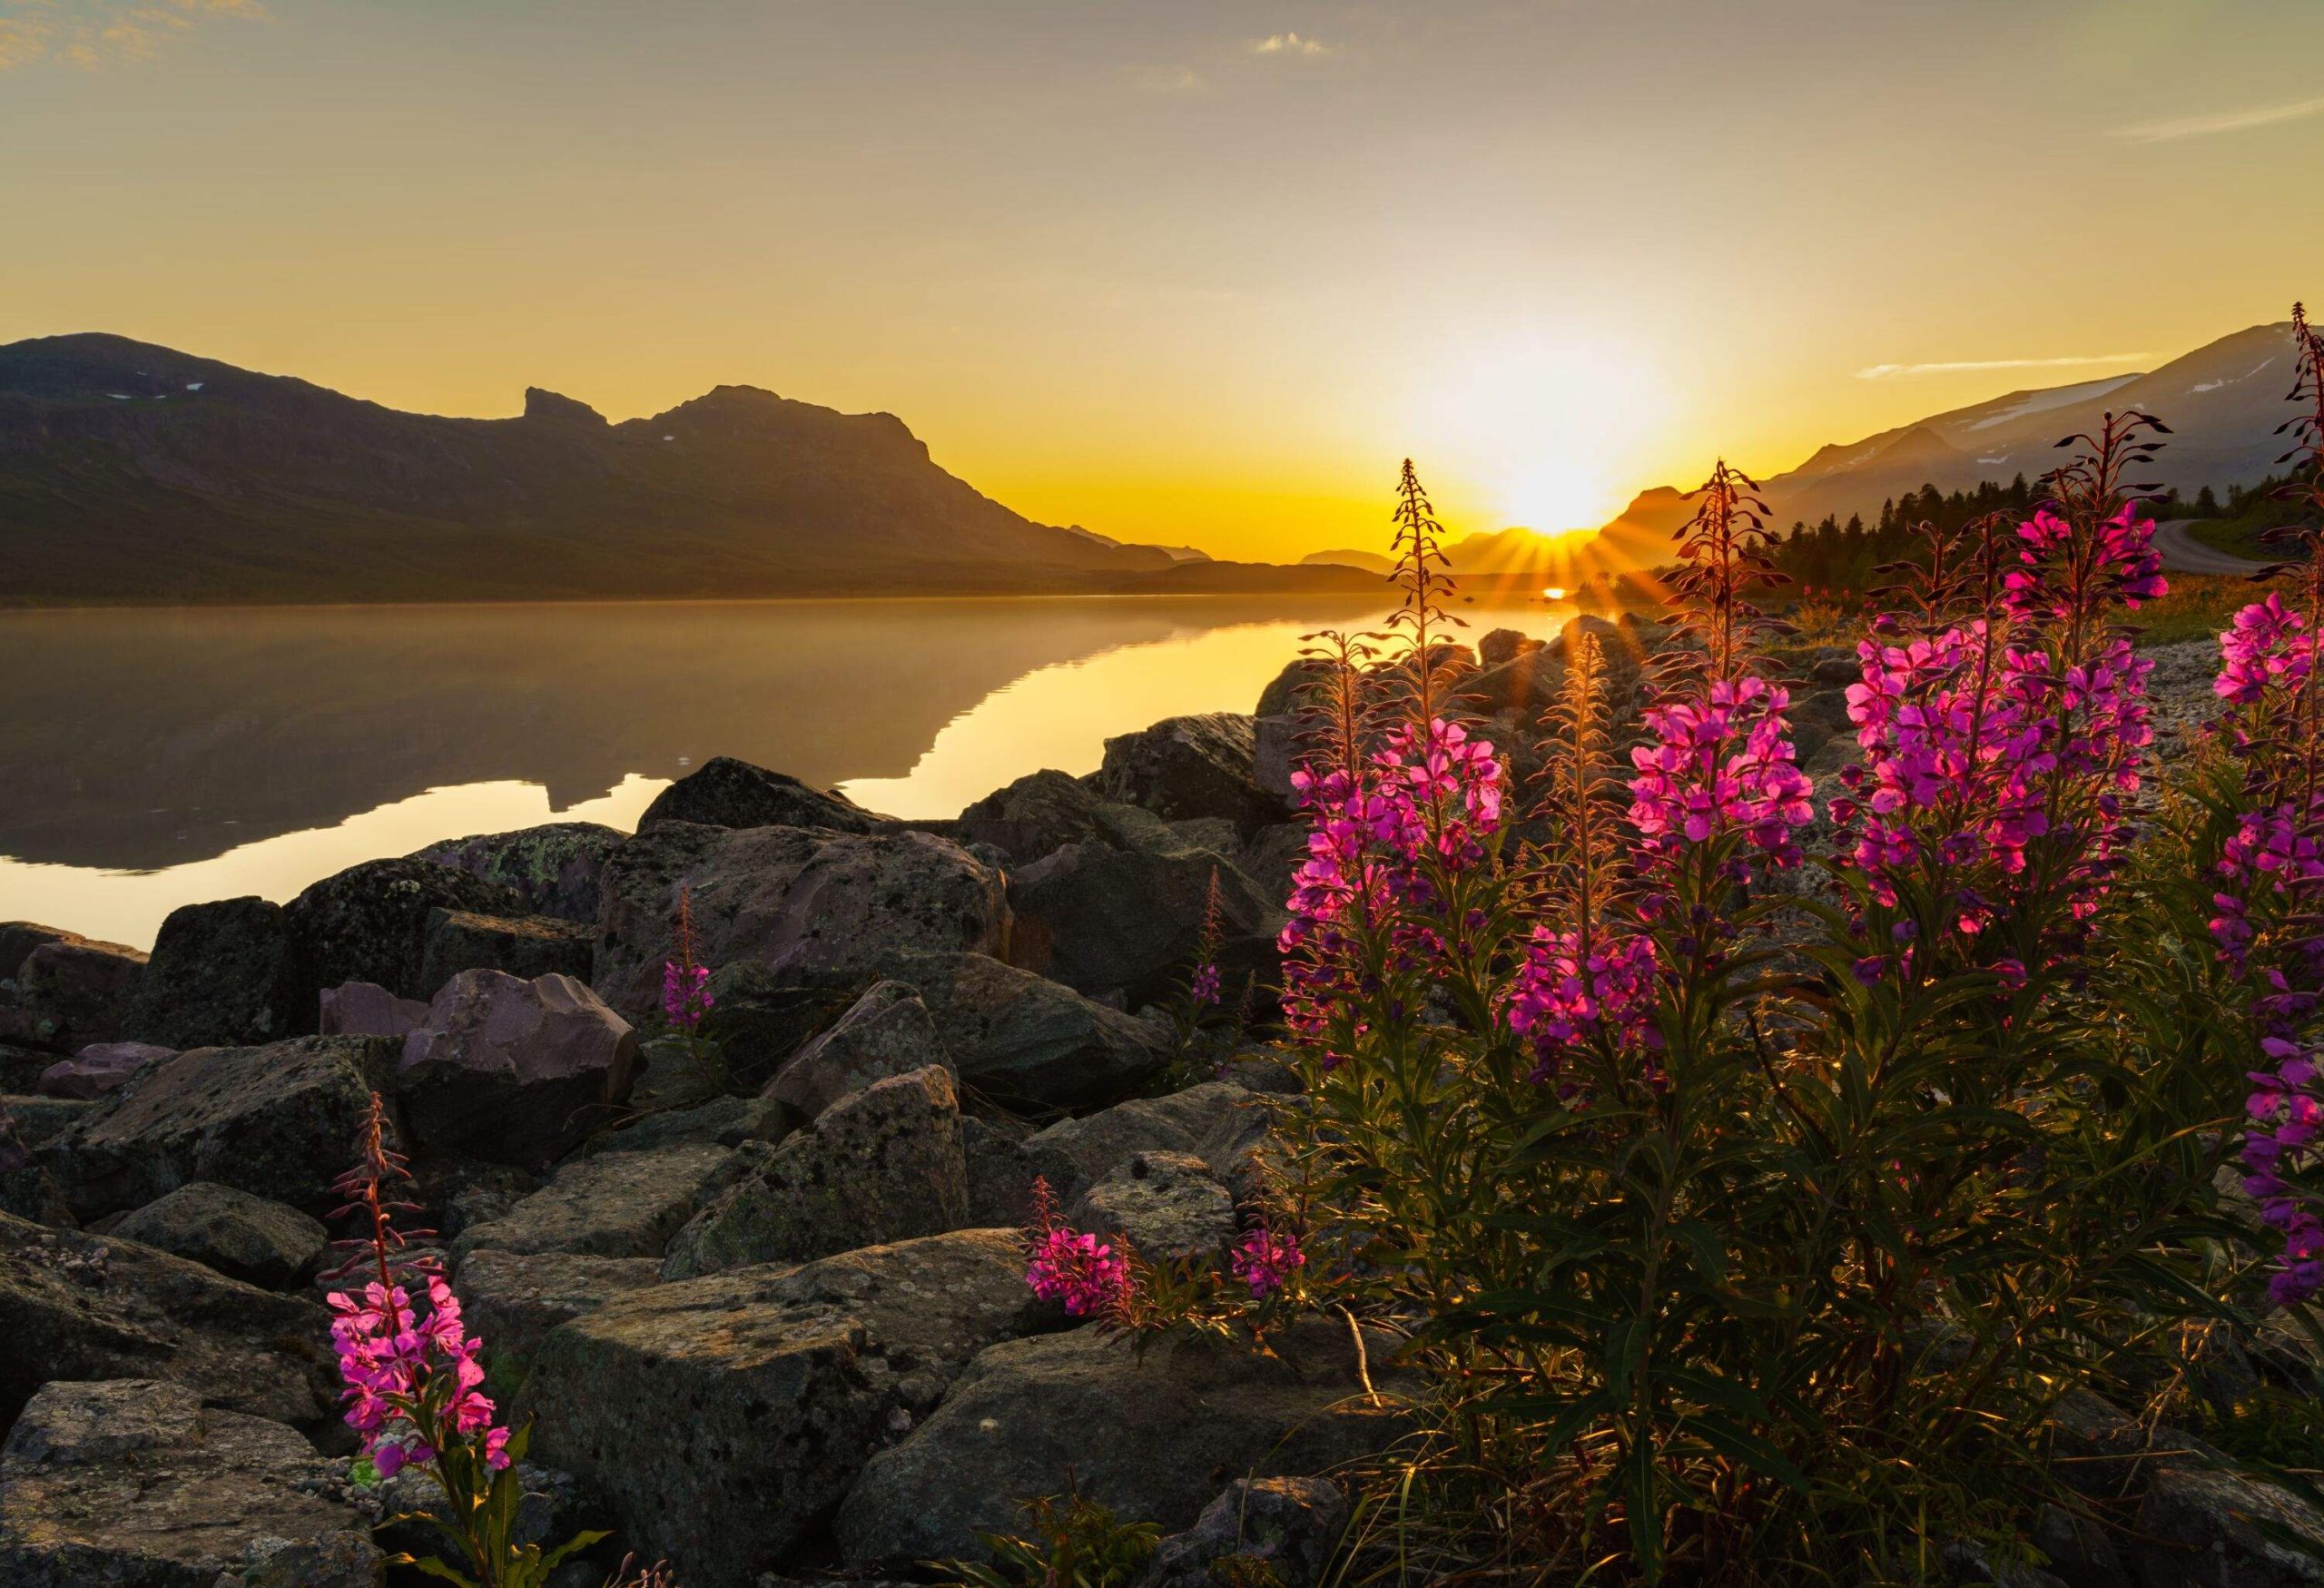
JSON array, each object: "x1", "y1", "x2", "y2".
[
  {"x1": 0, "y1": 333, "x2": 1368, "y2": 605},
  {"x1": 1752, "y1": 321, "x2": 2300, "y2": 531}
]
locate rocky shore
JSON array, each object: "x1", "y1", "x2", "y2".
[{"x1": 0, "y1": 618, "x2": 2270, "y2": 1587}]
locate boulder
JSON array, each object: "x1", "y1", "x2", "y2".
[
  {"x1": 0, "y1": 1046, "x2": 54, "y2": 1092},
  {"x1": 0, "y1": 924, "x2": 81, "y2": 981},
  {"x1": 394, "y1": 971, "x2": 640, "y2": 1170},
  {"x1": 408, "y1": 822, "x2": 628, "y2": 924},
  {"x1": 113, "y1": 1182, "x2": 327, "y2": 1290},
  {"x1": 2136, "y1": 1464, "x2": 2324, "y2": 1588},
  {"x1": 0, "y1": 1380, "x2": 374, "y2": 1588},
  {"x1": 410, "y1": 1156, "x2": 539, "y2": 1241},
  {"x1": 38, "y1": 1035, "x2": 399, "y2": 1220},
  {"x1": 1093, "y1": 715, "x2": 1285, "y2": 838},
  {"x1": 0, "y1": 1096, "x2": 93, "y2": 1149},
  {"x1": 282, "y1": 858, "x2": 527, "y2": 1004},
  {"x1": 0, "y1": 1106, "x2": 72, "y2": 1227},
  {"x1": 1476, "y1": 628, "x2": 1544, "y2": 669},
  {"x1": 37, "y1": 1041, "x2": 172, "y2": 1100},
  {"x1": 1069, "y1": 1151, "x2": 1237, "y2": 1266},
  {"x1": 0, "y1": 1210, "x2": 337, "y2": 1432},
  {"x1": 636, "y1": 757, "x2": 885, "y2": 834},
  {"x1": 962, "y1": 1114, "x2": 1042, "y2": 1228},
  {"x1": 212, "y1": 1530, "x2": 387, "y2": 1588},
  {"x1": 762, "y1": 981, "x2": 946, "y2": 1122},
  {"x1": 1252, "y1": 658, "x2": 1337, "y2": 804},
  {"x1": 317, "y1": 981, "x2": 428, "y2": 1040},
  {"x1": 450, "y1": 1140, "x2": 743, "y2": 1261},
  {"x1": 527, "y1": 1227, "x2": 1052, "y2": 1586},
  {"x1": 5, "y1": 937, "x2": 148, "y2": 1051},
  {"x1": 663, "y1": 1066, "x2": 967, "y2": 1279},
  {"x1": 885, "y1": 952, "x2": 1171, "y2": 1112},
  {"x1": 693, "y1": 965, "x2": 858, "y2": 1092},
  {"x1": 121, "y1": 897, "x2": 305, "y2": 1050},
  {"x1": 1008, "y1": 843, "x2": 1284, "y2": 1008},
  {"x1": 1137, "y1": 1476, "x2": 1349, "y2": 1588},
  {"x1": 1025, "y1": 1082, "x2": 1265, "y2": 1202},
  {"x1": 835, "y1": 1316, "x2": 1412, "y2": 1572},
  {"x1": 1461, "y1": 646, "x2": 1569, "y2": 717},
  {"x1": 418, "y1": 909, "x2": 595, "y2": 998},
  {"x1": 593, "y1": 824, "x2": 1009, "y2": 1022},
  {"x1": 451, "y1": 1248, "x2": 664, "y2": 1362},
  {"x1": 957, "y1": 770, "x2": 1111, "y2": 861}
]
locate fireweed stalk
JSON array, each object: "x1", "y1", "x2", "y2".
[
  {"x1": 2212, "y1": 304, "x2": 2324, "y2": 1306},
  {"x1": 323, "y1": 1094, "x2": 607, "y2": 1585}
]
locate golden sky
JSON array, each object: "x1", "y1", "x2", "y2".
[{"x1": 3, "y1": 0, "x2": 2318, "y2": 562}]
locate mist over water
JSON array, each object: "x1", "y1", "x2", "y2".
[{"x1": 0, "y1": 595, "x2": 1574, "y2": 947}]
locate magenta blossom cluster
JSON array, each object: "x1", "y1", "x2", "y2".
[
  {"x1": 1189, "y1": 962, "x2": 1222, "y2": 1008},
  {"x1": 2004, "y1": 504, "x2": 2167, "y2": 624},
  {"x1": 328, "y1": 1275, "x2": 510, "y2": 1480},
  {"x1": 662, "y1": 961, "x2": 713, "y2": 1031},
  {"x1": 1231, "y1": 1226, "x2": 1305, "y2": 1299},
  {"x1": 1505, "y1": 928, "x2": 1660, "y2": 1082},
  {"x1": 1835, "y1": 625, "x2": 2051, "y2": 913},
  {"x1": 1027, "y1": 1226, "x2": 1133, "y2": 1318},
  {"x1": 1279, "y1": 717, "x2": 1508, "y2": 1049},
  {"x1": 1627, "y1": 676, "x2": 1814, "y2": 866},
  {"x1": 2217, "y1": 593, "x2": 2318, "y2": 711}
]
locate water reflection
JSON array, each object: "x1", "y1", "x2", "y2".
[{"x1": 0, "y1": 595, "x2": 1571, "y2": 946}]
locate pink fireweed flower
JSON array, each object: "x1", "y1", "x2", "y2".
[
  {"x1": 1026, "y1": 1226, "x2": 1133, "y2": 1318},
  {"x1": 661, "y1": 961, "x2": 714, "y2": 1031},
  {"x1": 2004, "y1": 504, "x2": 2167, "y2": 624},
  {"x1": 326, "y1": 1273, "x2": 512, "y2": 1476},
  {"x1": 1188, "y1": 962, "x2": 1221, "y2": 1008},
  {"x1": 1231, "y1": 1226, "x2": 1305, "y2": 1299},
  {"x1": 1505, "y1": 929, "x2": 1660, "y2": 1082},
  {"x1": 1627, "y1": 676, "x2": 1814, "y2": 865},
  {"x1": 2217, "y1": 593, "x2": 2318, "y2": 710}
]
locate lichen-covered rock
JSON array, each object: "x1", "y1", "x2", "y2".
[
  {"x1": 451, "y1": 1248, "x2": 664, "y2": 1361},
  {"x1": 5, "y1": 937, "x2": 148, "y2": 1052},
  {"x1": 408, "y1": 822, "x2": 628, "y2": 925},
  {"x1": 0, "y1": 1097, "x2": 91, "y2": 1149},
  {"x1": 1137, "y1": 1476, "x2": 1349, "y2": 1588},
  {"x1": 113, "y1": 1183, "x2": 327, "y2": 1291},
  {"x1": 2136, "y1": 1464, "x2": 2324, "y2": 1588},
  {"x1": 1092, "y1": 715, "x2": 1285, "y2": 839},
  {"x1": 962, "y1": 1113, "x2": 1041, "y2": 1228},
  {"x1": 1025, "y1": 1082, "x2": 1265, "y2": 1203},
  {"x1": 210, "y1": 1529, "x2": 386, "y2": 1588},
  {"x1": 1068, "y1": 1151, "x2": 1236, "y2": 1267},
  {"x1": 0, "y1": 1211, "x2": 337, "y2": 1433},
  {"x1": 663, "y1": 1066, "x2": 967, "y2": 1279},
  {"x1": 38, "y1": 1035, "x2": 399, "y2": 1220},
  {"x1": 451, "y1": 1140, "x2": 743, "y2": 1260},
  {"x1": 527, "y1": 1227, "x2": 1051, "y2": 1586},
  {"x1": 835, "y1": 1317, "x2": 1412, "y2": 1572},
  {"x1": 37, "y1": 1041, "x2": 173, "y2": 1100},
  {"x1": 593, "y1": 824, "x2": 1009, "y2": 1022},
  {"x1": 884, "y1": 951, "x2": 1170, "y2": 1112},
  {"x1": 282, "y1": 858, "x2": 527, "y2": 1004},
  {"x1": 636, "y1": 756, "x2": 886, "y2": 834},
  {"x1": 0, "y1": 1045, "x2": 54, "y2": 1093},
  {"x1": 762, "y1": 981, "x2": 946, "y2": 1122},
  {"x1": 394, "y1": 971, "x2": 640, "y2": 1169},
  {"x1": 0, "y1": 925, "x2": 82, "y2": 981},
  {"x1": 1007, "y1": 843, "x2": 1284, "y2": 1008},
  {"x1": 417, "y1": 909, "x2": 596, "y2": 999},
  {"x1": 693, "y1": 965, "x2": 858, "y2": 1093},
  {"x1": 0, "y1": 1379, "x2": 372, "y2": 1588},
  {"x1": 317, "y1": 981, "x2": 428, "y2": 1040},
  {"x1": 956, "y1": 769, "x2": 1110, "y2": 861},
  {"x1": 122, "y1": 897, "x2": 306, "y2": 1050}
]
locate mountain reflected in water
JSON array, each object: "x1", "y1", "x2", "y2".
[{"x1": 0, "y1": 595, "x2": 1573, "y2": 946}]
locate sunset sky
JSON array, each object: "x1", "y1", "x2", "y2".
[{"x1": 4, "y1": 0, "x2": 2317, "y2": 561}]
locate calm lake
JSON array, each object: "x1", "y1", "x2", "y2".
[{"x1": 0, "y1": 595, "x2": 1575, "y2": 947}]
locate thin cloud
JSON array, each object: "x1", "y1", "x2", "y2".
[
  {"x1": 1252, "y1": 32, "x2": 1328, "y2": 56},
  {"x1": 2111, "y1": 94, "x2": 2324, "y2": 143},
  {"x1": 1856, "y1": 353, "x2": 2149, "y2": 380},
  {"x1": 1135, "y1": 63, "x2": 1207, "y2": 96},
  {"x1": 0, "y1": 0, "x2": 264, "y2": 70}
]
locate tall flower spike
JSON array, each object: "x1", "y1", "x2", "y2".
[
  {"x1": 662, "y1": 883, "x2": 714, "y2": 1032},
  {"x1": 1384, "y1": 459, "x2": 1465, "y2": 731}
]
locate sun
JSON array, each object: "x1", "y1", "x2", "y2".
[
  {"x1": 1497, "y1": 452, "x2": 1617, "y2": 536},
  {"x1": 1409, "y1": 321, "x2": 1665, "y2": 536}
]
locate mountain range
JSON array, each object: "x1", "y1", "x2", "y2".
[{"x1": 0, "y1": 334, "x2": 1374, "y2": 605}]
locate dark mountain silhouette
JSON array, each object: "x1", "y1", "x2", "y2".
[{"x1": 0, "y1": 334, "x2": 1364, "y2": 605}]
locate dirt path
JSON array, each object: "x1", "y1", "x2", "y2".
[{"x1": 2153, "y1": 518, "x2": 2273, "y2": 576}]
